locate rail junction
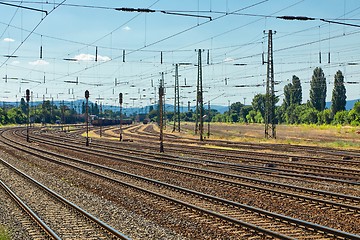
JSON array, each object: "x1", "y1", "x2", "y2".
[{"x1": 0, "y1": 123, "x2": 359, "y2": 239}]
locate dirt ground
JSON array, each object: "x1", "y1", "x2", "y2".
[{"x1": 175, "y1": 122, "x2": 360, "y2": 150}]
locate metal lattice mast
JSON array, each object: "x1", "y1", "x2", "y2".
[
  {"x1": 197, "y1": 49, "x2": 204, "y2": 141},
  {"x1": 176, "y1": 70, "x2": 180, "y2": 132},
  {"x1": 173, "y1": 64, "x2": 179, "y2": 132},
  {"x1": 264, "y1": 30, "x2": 276, "y2": 139}
]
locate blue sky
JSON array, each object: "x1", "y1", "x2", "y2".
[{"x1": 0, "y1": 0, "x2": 359, "y2": 109}]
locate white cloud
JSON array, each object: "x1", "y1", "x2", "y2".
[
  {"x1": 223, "y1": 57, "x2": 234, "y2": 62},
  {"x1": 122, "y1": 26, "x2": 131, "y2": 31},
  {"x1": 3, "y1": 38, "x2": 15, "y2": 42},
  {"x1": 29, "y1": 59, "x2": 49, "y2": 66},
  {"x1": 11, "y1": 60, "x2": 20, "y2": 65},
  {"x1": 74, "y1": 53, "x2": 111, "y2": 62}
]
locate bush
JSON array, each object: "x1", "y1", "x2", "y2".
[
  {"x1": 332, "y1": 110, "x2": 349, "y2": 125},
  {"x1": 317, "y1": 109, "x2": 332, "y2": 124},
  {"x1": 0, "y1": 225, "x2": 10, "y2": 240}
]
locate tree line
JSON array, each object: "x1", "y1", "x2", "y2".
[
  {"x1": 0, "y1": 67, "x2": 359, "y2": 126},
  {"x1": 210, "y1": 67, "x2": 359, "y2": 126},
  {"x1": 147, "y1": 67, "x2": 359, "y2": 126}
]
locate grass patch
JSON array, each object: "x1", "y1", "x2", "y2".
[
  {"x1": 204, "y1": 145, "x2": 237, "y2": 151},
  {"x1": 0, "y1": 226, "x2": 11, "y2": 240}
]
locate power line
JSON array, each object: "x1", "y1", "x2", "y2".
[{"x1": 0, "y1": 0, "x2": 67, "y2": 69}]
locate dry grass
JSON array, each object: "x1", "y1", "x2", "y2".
[{"x1": 171, "y1": 122, "x2": 360, "y2": 150}]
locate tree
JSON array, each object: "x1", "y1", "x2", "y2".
[
  {"x1": 333, "y1": 110, "x2": 349, "y2": 125},
  {"x1": 251, "y1": 94, "x2": 266, "y2": 119},
  {"x1": 317, "y1": 109, "x2": 332, "y2": 124},
  {"x1": 291, "y1": 75, "x2": 302, "y2": 105},
  {"x1": 246, "y1": 110, "x2": 257, "y2": 123},
  {"x1": 283, "y1": 75, "x2": 302, "y2": 109},
  {"x1": 283, "y1": 83, "x2": 292, "y2": 108},
  {"x1": 81, "y1": 101, "x2": 86, "y2": 114},
  {"x1": 310, "y1": 67, "x2": 327, "y2": 111},
  {"x1": 331, "y1": 70, "x2": 346, "y2": 116},
  {"x1": 230, "y1": 102, "x2": 244, "y2": 115},
  {"x1": 299, "y1": 106, "x2": 318, "y2": 124},
  {"x1": 239, "y1": 106, "x2": 253, "y2": 123},
  {"x1": 20, "y1": 98, "x2": 27, "y2": 113}
]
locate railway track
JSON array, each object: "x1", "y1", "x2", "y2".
[
  {"x1": 130, "y1": 123, "x2": 360, "y2": 163},
  {"x1": 0, "y1": 157, "x2": 129, "y2": 239},
  {"x1": 22, "y1": 129, "x2": 360, "y2": 212},
  {"x1": 91, "y1": 125, "x2": 360, "y2": 184},
  {"x1": 2, "y1": 127, "x2": 356, "y2": 239},
  {"x1": 172, "y1": 123, "x2": 360, "y2": 159},
  {"x1": 129, "y1": 122, "x2": 360, "y2": 160},
  {"x1": 0, "y1": 179, "x2": 60, "y2": 239},
  {"x1": 27, "y1": 127, "x2": 360, "y2": 192}
]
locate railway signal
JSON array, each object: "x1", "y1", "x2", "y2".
[
  {"x1": 26, "y1": 89, "x2": 30, "y2": 142},
  {"x1": 119, "y1": 93, "x2": 123, "y2": 141},
  {"x1": 159, "y1": 73, "x2": 164, "y2": 153},
  {"x1": 85, "y1": 90, "x2": 90, "y2": 146}
]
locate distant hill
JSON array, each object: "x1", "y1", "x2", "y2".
[
  {"x1": 3, "y1": 98, "x2": 358, "y2": 114},
  {"x1": 326, "y1": 98, "x2": 359, "y2": 110}
]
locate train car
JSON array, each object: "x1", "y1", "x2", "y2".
[{"x1": 91, "y1": 118, "x2": 132, "y2": 126}]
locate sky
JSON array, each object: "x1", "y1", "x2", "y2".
[{"x1": 0, "y1": 0, "x2": 360, "y2": 110}]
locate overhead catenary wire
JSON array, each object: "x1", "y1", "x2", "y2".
[
  {"x1": 0, "y1": 0, "x2": 67, "y2": 69},
  {"x1": 1, "y1": 1, "x2": 359, "y2": 107}
]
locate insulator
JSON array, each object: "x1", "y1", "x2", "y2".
[
  {"x1": 40, "y1": 46, "x2": 43, "y2": 59},
  {"x1": 95, "y1": 46, "x2": 98, "y2": 62},
  {"x1": 319, "y1": 51, "x2": 322, "y2": 64},
  {"x1": 123, "y1": 50, "x2": 125, "y2": 62},
  {"x1": 207, "y1": 50, "x2": 210, "y2": 65}
]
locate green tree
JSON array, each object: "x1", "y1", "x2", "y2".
[
  {"x1": 333, "y1": 110, "x2": 349, "y2": 125},
  {"x1": 317, "y1": 109, "x2": 332, "y2": 124},
  {"x1": 239, "y1": 106, "x2": 252, "y2": 123},
  {"x1": 20, "y1": 98, "x2": 27, "y2": 113},
  {"x1": 230, "y1": 102, "x2": 244, "y2": 115},
  {"x1": 284, "y1": 104, "x2": 298, "y2": 124},
  {"x1": 299, "y1": 106, "x2": 318, "y2": 124},
  {"x1": 7, "y1": 108, "x2": 26, "y2": 124},
  {"x1": 283, "y1": 83, "x2": 292, "y2": 108},
  {"x1": 81, "y1": 101, "x2": 86, "y2": 114},
  {"x1": 212, "y1": 113, "x2": 226, "y2": 122},
  {"x1": 331, "y1": 70, "x2": 346, "y2": 116},
  {"x1": 252, "y1": 94, "x2": 266, "y2": 119},
  {"x1": 310, "y1": 67, "x2": 327, "y2": 111},
  {"x1": 246, "y1": 110, "x2": 257, "y2": 123},
  {"x1": 346, "y1": 101, "x2": 360, "y2": 126},
  {"x1": 291, "y1": 75, "x2": 302, "y2": 105}
]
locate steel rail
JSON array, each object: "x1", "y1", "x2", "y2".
[
  {"x1": 0, "y1": 179, "x2": 61, "y2": 240},
  {"x1": 30, "y1": 128, "x2": 360, "y2": 186},
  {"x1": 16, "y1": 128, "x2": 360, "y2": 204},
  {"x1": 0, "y1": 158, "x2": 130, "y2": 240},
  {"x1": 2, "y1": 129, "x2": 360, "y2": 239}
]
